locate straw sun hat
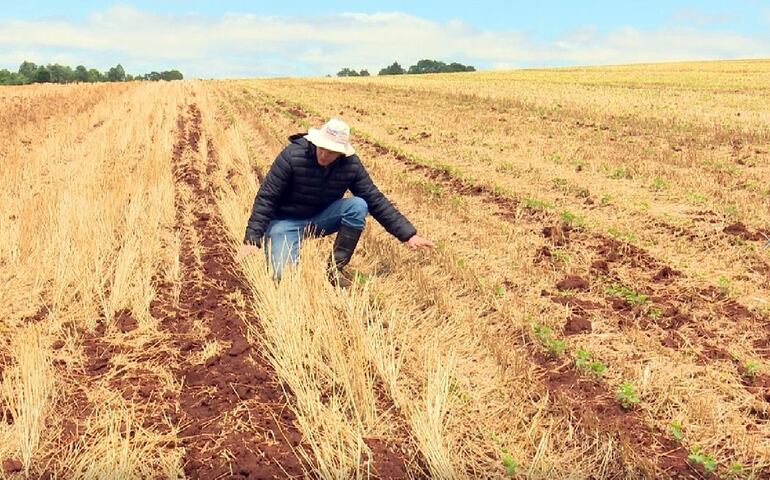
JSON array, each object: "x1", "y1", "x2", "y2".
[{"x1": 304, "y1": 118, "x2": 355, "y2": 157}]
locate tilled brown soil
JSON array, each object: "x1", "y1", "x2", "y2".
[{"x1": 151, "y1": 102, "x2": 307, "y2": 479}]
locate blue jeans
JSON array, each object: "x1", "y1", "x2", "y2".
[{"x1": 265, "y1": 196, "x2": 368, "y2": 280}]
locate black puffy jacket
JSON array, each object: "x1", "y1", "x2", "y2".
[{"x1": 244, "y1": 134, "x2": 417, "y2": 246}]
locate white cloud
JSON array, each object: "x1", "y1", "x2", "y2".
[{"x1": 1, "y1": 5, "x2": 769, "y2": 78}]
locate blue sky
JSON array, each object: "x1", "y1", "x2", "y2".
[{"x1": 1, "y1": 1, "x2": 769, "y2": 77}]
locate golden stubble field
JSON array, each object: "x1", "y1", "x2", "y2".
[{"x1": 1, "y1": 60, "x2": 769, "y2": 479}]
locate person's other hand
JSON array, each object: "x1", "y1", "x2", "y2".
[
  {"x1": 405, "y1": 235, "x2": 435, "y2": 250},
  {"x1": 235, "y1": 243, "x2": 261, "y2": 263}
]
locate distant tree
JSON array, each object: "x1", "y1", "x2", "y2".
[
  {"x1": 74, "y1": 65, "x2": 89, "y2": 82},
  {"x1": 408, "y1": 59, "x2": 447, "y2": 74},
  {"x1": 359, "y1": 69, "x2": 370, "y2": 77},
  {"x1": 47, "y1": 64, "x2": 74, "y2": 83},
  {"x1": 87, "y1": 68, "x2": 104, "y2": 83},
  {"x1": 107, "y1": 64, "x2": 126, "y2": 82},
  {"x1": 18, "y1": 61, "x2": 38, "y2": 82},
  {"x1": 160, "y1": 69, "x2": 183, "y2": 81},
  {"x1": 406, "y1": 59, "x2": 476, "y2": 74},
  {"x1": 0, "y1": 69, "x2": 27, "y2": 85},
  {"x1": 0, "y1": 60, "x2": 183, "y2": 86},
  {"x1": 34, "y1": 67, "x2": 51, "y2": 83},
  {"x1": 447, "y1": 62, "x2": 475, "y2": 72},
  {"x1": 0, "y1": 69, "x2": 11, "y2": 85},
  {"x1": 337, "y1": 67, "x2": 360, "y2": 77},
  {"x1": 378, "y1": 61, "x2": 405, "y2": 75}
]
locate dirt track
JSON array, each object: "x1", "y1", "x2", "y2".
[{"x1": 149, "y1": 103, "x2": 307, "y2": 478}]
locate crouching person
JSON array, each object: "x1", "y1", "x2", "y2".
[{"x1": 236, "y1": 118, "x2": 434, "y2": 285}]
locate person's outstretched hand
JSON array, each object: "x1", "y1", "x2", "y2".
[
  {"x1": 235, "y1": 243, "x2": 261, "y2": 263},
  {"x1": 405, "y1": 234, "x2": 435, "y2": 250}
]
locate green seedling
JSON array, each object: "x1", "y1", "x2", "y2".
[
  {"x1": 609, "y1": 166, "x2": 629, "y2": 179},
  {"x1": 724, "y1": 203, "x2": 739, "y2": 219},
  {"x1": 606, "y1": 284, "x2": 648, "y2": 306},
  {"x1": 490, "y1": 433, "x2": 518, "y2": 477},
  {"x1": 574, "y1": 349, "x2": 590, "y2": 368},
  {"x1": 651, "y1": 176, "x2": 668, "y2": 191},
  {"x1": 532, "y1": 324, "x2": 550, "y2": 339},
  {"x1": 437, "y1": 163, "x2": 459, "y2": 177},
  {"x1": 560, "y1": 210, "x2": 585, "y2": 228},
  {"x1": 501, "y1": 449, "x2": 518, "y2": 477},
  {"x1": 688, "y1": 446, "x2": 717, "y2": 473},
  {"x1": 420, "y1": 181, "x2": 443, "y2": 197},
  {"x1": 548, "y1": 339, "x2": 566, "y2": 356},
  {"x1": 353, "y1": 272, "x2": 371, "y2": 286},
  {"x1": 647, "y1": 305, "x2": 662, "y2": 318},
  {"x1": 448, "y1": 377, "x2": 470, "y2": 403},
  {"x1": 552, "y1": 177, "x2": 569, "y2": 188},
  {"x1": 687, "y1": 191, "x2": 706, "y2": 204},
  {"x1": 667, "y1": 421, "x2": 683, "y2": 442},
  {"x1": 600, "y1": 193, "x2": 613, "y2": 205},
  {"x1": 550, "y1": 248, "x2": 571, "y2": 264},
  {"x1": 718, "y1": 276, "x2": 732, "y2": 296},
  {"x1": 574, "y1": 349, "x2": 607, "y2": 377},
  {"x1": 462, "y1": 174, "x2": 477, "y2": 185},
  {"x1": 616, "y1": 381, "x2": 640, "y2": 409},
  {"x1": 494, "y1": 286, "x2": 506, "y2": 298},
  {"x1": 726, "y1": 463, "x2": 744, "y2": 479},
  {"x1": 608, "y1": 226, "x2": 622, "y2": 238},
  {"x1": 532, "y1": 325, "x2": 566, "y2": 357},
  {"x1": 744, "y1": 360, "x2": 760, "y2": 378},
  {"x1": 607, "y1": 227, "x2": 637, "y2": 243},
  {"x1": 522, "y1": 197, "x2": 554, "y2": 211}
]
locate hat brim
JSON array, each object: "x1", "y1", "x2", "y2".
[{"x1": 305, "y1": 129, "x2": 355, "y2": 157}]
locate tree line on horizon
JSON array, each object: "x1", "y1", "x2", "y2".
[
  {"x1": 0, "y1": 61, "x2": 184, "y2": 86},
  {"x1": 336, "y1": 59, "x2": 476, "y2": 77}
]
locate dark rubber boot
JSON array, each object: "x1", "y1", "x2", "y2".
[{"x1": 328, "y1": 225, "x2": 362, "y2": 287}]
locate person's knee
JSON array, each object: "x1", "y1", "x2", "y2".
[
  {"x1": 268, "y1": 233, "x2": 298, "y2": 257},
  {"x1": 346, "y1": 196, "x2": 368, "y2": 220}
]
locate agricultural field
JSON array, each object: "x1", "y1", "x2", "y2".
[{"x1": 1, "y1": 59, "x2": 769, "y2": 479}]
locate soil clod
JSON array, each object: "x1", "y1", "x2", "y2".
[{"x1": 556, "y1": 275, "x2": 590, "y2": 291}]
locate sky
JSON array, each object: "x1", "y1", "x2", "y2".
[{"x1": 1, "y1": 1, "x2": 769, "y2": 78}]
